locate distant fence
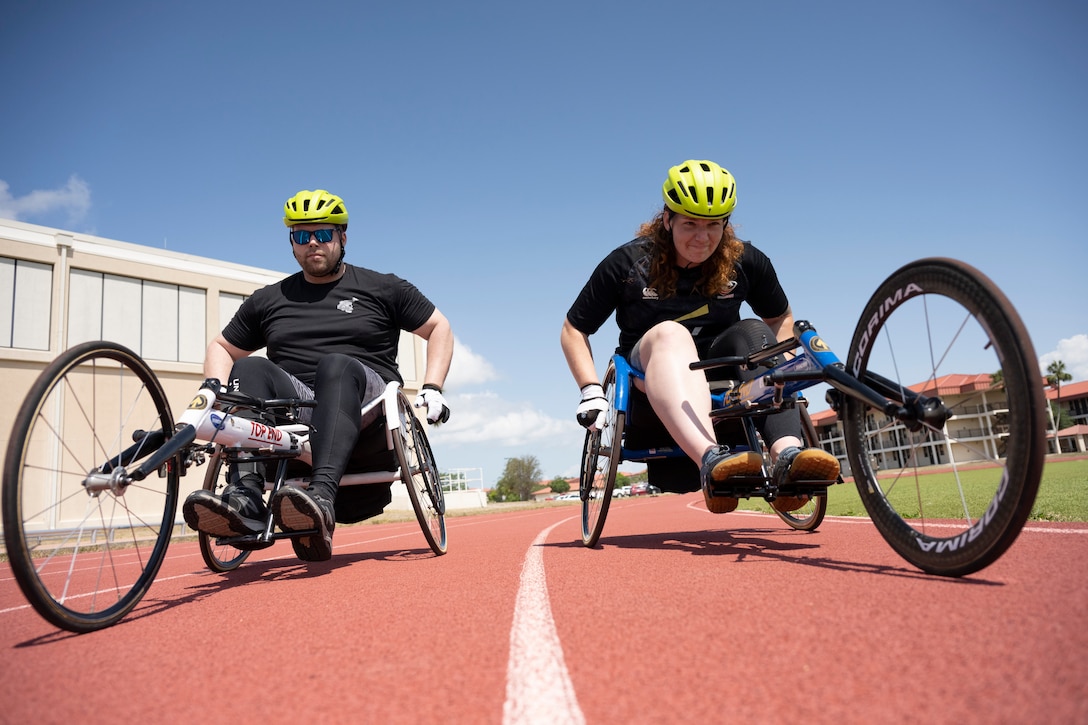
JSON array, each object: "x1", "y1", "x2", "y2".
[{"x1": 441, "y1": 468, "x2": 485, "y2": 491}]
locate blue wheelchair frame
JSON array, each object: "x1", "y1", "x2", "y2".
[
  {"x1": 576, "y1": 258, "x2": 1048, "y2": 579},
  {"x1": 581, "y1": 321, "x2": 838, "y2": 542},
  {"x1": 611, "y1": 321, "x2": 838, "y2": 458}
]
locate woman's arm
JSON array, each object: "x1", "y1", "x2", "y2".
[{"x1": 561, "y1": 318, "x2": 599, "y2": 388}]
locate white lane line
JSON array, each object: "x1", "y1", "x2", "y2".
[{"x1": 504, "y1": 517, "x2": 585, "y2": 725}]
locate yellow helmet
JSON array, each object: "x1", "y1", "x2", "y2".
[
  {"x1": 662, "y1": 160, "x2": 737, "y2": 219},
  {"x1": 283, "y1": 189, "x2": 349, "y2": 228}
]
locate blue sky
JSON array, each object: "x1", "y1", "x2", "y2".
[{"x1": 2, "y1": 0, "x2": 1085, "y2": 486}]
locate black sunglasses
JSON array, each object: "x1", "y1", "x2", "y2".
[{"x1": 289, "y1": 228, "x2": 338, "y2": 245}]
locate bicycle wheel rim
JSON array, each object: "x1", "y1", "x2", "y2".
[
  {"x1": 581, "y1": 365, "x2": 621, "y2": 547},
  {"x1": 396, "y1": 393, "x2": 447, "y2": 555},
  {"x1": 843, "y1": 258, "x2": 1045, "y2": 576},
  {"x1": 2, "y1": 342, "x2": 179, "y2": 631},
  {"x1": 197, "y1": 448, "x2": 253, "y2": 572}
]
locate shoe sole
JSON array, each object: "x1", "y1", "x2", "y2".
[
  {"x1": 710, "y1": 451, "x2": 764, "y2": 482},
  {"x1": 703, "y1": 452, "x2": 763, "y2": 514},
  {"x1": 703, "y1": 492, "x2": 739, "y2": 514},
  {"x1": 182, "y1": 495, "x2": 265, "y2": 538},
  {"x1": 773, "y1": 449, "x2": 839, "y2": 513},
  {"x1": 784, "y1": 449, "x2": 840, "y2": 485},
  {"x1": 273, "y1": 489, "x2": 334, "y2": 562}
]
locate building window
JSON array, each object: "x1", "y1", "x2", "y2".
[
  {"x1": 67, "y1": 269, "x2": 206, "y2": 363},
  {"x1": 0, "y1": 256, "x2": 52, "y2": 350},
  {"x1": 219, "y1": 292, "x2": 245, "y2": 331}
]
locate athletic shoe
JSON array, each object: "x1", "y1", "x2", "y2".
[
  {"x1": 182, "y1": 486, "x2": 268, "y2": 537},
  {"x1": 700, "y1": 446, "x2": 763, "y2": 514},
  {"x1": 272, "y1": 486, "x2": 336, "y2": 562},
  {"x1": 771, "y1": 446, "x2": 840, "y2": 513}
]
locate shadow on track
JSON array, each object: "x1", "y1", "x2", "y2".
[
  {"x1": 549, "y1": 526, "x2": 1006, "y2": 585},
  {"x1": 11, "y1": 545, "x2": 439, "y2": 646}
]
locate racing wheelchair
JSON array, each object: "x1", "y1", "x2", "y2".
[
  {"x1": 3, "y1": 350, "x2": 446, "y2": 632},
  {"x1": 579, "y1": 258, "x2": 1047, "y2": 579}
]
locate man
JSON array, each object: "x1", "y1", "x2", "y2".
[{"x1": 183, "y1": 189, "x2": 453, "y2": 561}]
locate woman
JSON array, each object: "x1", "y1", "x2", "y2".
[{"x1": 560, "y1": 160, "x2": 838, "y2": 513}]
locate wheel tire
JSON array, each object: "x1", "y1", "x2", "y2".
[
  {"x1": 773, "y1": 405, "x2": 830, "y2": 532},
  {"x1": 581, "y1": 361, "x2": 624, "y2": 547},
  {"x1": 842, "y1": 258, "x2": 1045, "y2": 576},
  {"x1": 395, "y1": 392, "x2": 447, "y2": 555},
  {"x1": 2, "y1": 342, "x2": 178, "y2": 632},
  {"x1": 196, "y1": 448, "x2": 254, "y2": 572}
]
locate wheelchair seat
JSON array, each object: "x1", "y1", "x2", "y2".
[
  {"x1": 282, "y1": 383, "x2": 405, "y2": 524},
  {"x1": 622, "y1": 385, "x2": 751, "y2": 494}
]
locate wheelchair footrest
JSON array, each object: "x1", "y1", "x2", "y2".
[
  {"x1": 708, "y1": 476, "x2": 771, "y2": 500},
  {"x1": 773, "y1": 484, "x2": 831, "y2": 499},
  {"x1": 214, "y1": 535, "x2": 275, "y2": 551},
  {"x1": 709, "y1": 478, "x2": 834, "y2": 501}
]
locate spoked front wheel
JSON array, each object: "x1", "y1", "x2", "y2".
[
  {"x1": 842, "y1": 258, "x2": 1046, "y2": 577},
  {"x1": 581, "y1": 361, "x2": 624, "y2": 547},
  {"x1": 394, "y1": 392, "x2": 447, "y2": 555},
  {"x1": 2, "y1": 341, "x2": 179, "y2": 632}
]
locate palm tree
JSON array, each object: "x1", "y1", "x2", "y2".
[{"x1": 1046, "y1": 360, "x2": 1073, "y2": 441}]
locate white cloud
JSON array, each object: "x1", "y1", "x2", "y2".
[
  {"x1": 0, "y1": 175, "x2": 92, "y2": 225},
  {"x1": 442, "y1": 337, "x2": 498, "y2": 389},
  {"x1": 429, "y1": 390, "x2": 574, "y2": 446},
  {"x1": 1039, "y1": 333, "x2": 1088, "y2": 381}
]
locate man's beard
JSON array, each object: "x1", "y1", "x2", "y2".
[{"x1": 300, "y1": 244, "x2": 341, "y2": 277}]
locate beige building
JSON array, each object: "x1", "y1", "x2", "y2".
[
  {"x1": 1, "y1": 216, "x2": 434, "y2": 533},
  {"x1": 807, "y1": 371, "x2": 1085, "y2": 474}
]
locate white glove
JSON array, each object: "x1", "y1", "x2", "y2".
[
  {"x1": 576, "y1": 383, "x2": 608, "y2": 430},
  {"x1": 414, "y1": 384, "x2": 451, "y2": 425}
]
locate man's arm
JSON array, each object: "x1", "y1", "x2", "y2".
[
  {"x1": 204, "y1": 334, "x2": 252, "y2": 386},
  {"x1": 412, "y1": 309, "x2": 453, "y2": 389}
]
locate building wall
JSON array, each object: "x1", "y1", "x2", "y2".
[
  {"x1": 809, "y1": 385, "x2": 1014, "y2": 477},
  {"x1": 1, "y1": 217, "x2": 428, "y2": 530}
]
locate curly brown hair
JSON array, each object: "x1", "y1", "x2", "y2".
[{"x1": 636, "y1": 208, "x2": 744, "y2": 298}]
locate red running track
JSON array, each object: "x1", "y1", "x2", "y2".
[{"x1": 2, "y1": 493, "x2": 1086, "y2": 724}]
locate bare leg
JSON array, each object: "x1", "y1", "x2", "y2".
[{"x1": 635, "y1": 321, "x2": 718, "y2": 463}]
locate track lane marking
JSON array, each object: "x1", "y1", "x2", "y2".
[{"x1": 504, "y1": 517, "x2": 585, "y2": 725}]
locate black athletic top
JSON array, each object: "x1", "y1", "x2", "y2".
[
  {"x1": 566, "y1": 238, "x2": 789, "y2": 357},
  {"x1": 222, "y1": 264, "x2": 436, "y2": 386}
]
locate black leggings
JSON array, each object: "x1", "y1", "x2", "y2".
[
  {"x1": 228, "y1": 354, "x2": 384, "y2": 496},
  {"x1": 703, "y1": 320, "x2": 802, "y2": 447}
]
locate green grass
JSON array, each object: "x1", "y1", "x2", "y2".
[{"x1": 737, "y1": 458, "x2": 1088, "y2": 522}]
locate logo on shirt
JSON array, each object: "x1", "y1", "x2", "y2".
[
  {"x1": 642, "y1": 287, "x2": 659, "y2": 300},
  {"x1": 337, "y1": 297, "x2": 359, "y2": 314},
  {"x1": 716, "y1": 280, "x2": 738, "y2": 299}
]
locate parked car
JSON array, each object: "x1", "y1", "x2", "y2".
[{"x1": 630, "y1": 482, "x2": 649, "y2": 496}]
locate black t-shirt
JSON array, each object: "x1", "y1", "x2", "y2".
[
  {"x1": 566, "y1": 238, "x2": 789, "y2": 357},
  {"x1": 223, "y1": 264, "x2": 436, "y2": 386}
]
